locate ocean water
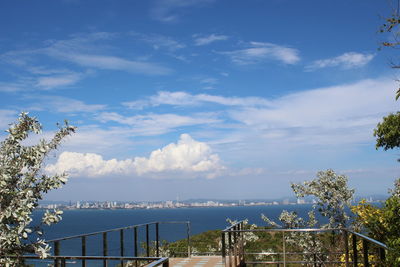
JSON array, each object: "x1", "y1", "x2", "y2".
[
  {"x1": 31, "y1": 205, "x2": 316, "y2": 256},
  {"x1": 33, "y1": 204, "x2": 316, "y2": 239}
]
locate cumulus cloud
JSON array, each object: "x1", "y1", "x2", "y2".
[
  {"x1": 46, "y1": 134, "x2": 225, "y2": 178},
  {"x1": 306, "y1": 52, "x2": 374, "y2": 71},
  {"x1": 193, "y1": 34, "x2": 229, "y2": 46},
  {"x1": 221, "y1": 42, "x2": 300, "y2": 65}
]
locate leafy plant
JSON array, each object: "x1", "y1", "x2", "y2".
[{"x1": 0, "y1": 112, "x2": 75, "y2": 265}]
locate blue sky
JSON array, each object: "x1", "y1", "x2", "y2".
[{"x1": 0, "y1": 0, "x2": 399, "y2": 201}]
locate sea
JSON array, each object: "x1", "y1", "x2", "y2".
[{"x1": 30, "y1": 204, "x2": 317, "y2": 256}]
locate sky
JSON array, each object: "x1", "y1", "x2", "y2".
[{"x1": 0, "y1": 0, "x2": 399, "y2": 201}]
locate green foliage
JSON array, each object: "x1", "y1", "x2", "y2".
[
  {"x1": 352, "y1": 184, "x2": 400, "y2": 265},
  {"x1": 374, "y1": 112, "x2": 400, "y2": 156},
  {"x1": 0, "y1": 113, "x2": 75, "y2": 265}
]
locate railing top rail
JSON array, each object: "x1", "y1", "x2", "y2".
[
  {"x1": 47, "y1": 221, "x2": 190, "y2": 242},
  {"x1": 222, "y1": 227, "x2": 341, "y2": 233},
  {"x1": 222, "y1": 226, "x2": 388, "y2": 250},
  {"x1": 6, "y1": 255, "x2": 167, "y2": 261},
  {"x1": 146, "y1": 257, "x2": 169, "y2": 267},
  {"x1": 346, "y1": 229, "x2": 388, "y2": 249},
  {"x1": 222, "y1": 220, "x2": 246, "y2": 232}
]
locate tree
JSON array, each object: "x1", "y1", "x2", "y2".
[
  {"x1": 262, "y1": 169, "x2": 354, "y2": 264},
  {"x1": 291, "y1": 169, "x2": 354, "y2": 228},
  {"x1": 351, "y1": 181, "x2": 400, "y2": 265},
  {"x1": 374, "y1": 112, "x2": 400, "y2": 161},
  {"x1": 0, "y1": 112, "x2": 75, "y2": 265}
]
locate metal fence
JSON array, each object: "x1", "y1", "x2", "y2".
[
  {"x1": 221, "y1": 220, "x2": 388, "y2": 266},
  {"x1": 13, "y1": 255, "x2": 169, "y2": 267},
  {"x1": 6, "y1": 221, "x2": 190, "y2": 267}
]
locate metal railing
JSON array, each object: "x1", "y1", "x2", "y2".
[
  {"x1": 15, "y1": 221, "x2": 190, "y2": 267},
  {"x1": 13, "y1": 255, "x2": 169, "y2": 267},
  {"x1": 221, "y1": 220, "x2": 388, "y2": 266}
]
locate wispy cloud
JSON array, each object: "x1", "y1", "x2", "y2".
[
  {"x1": 1, "y1": 32, "x2": 173, "y2": 79},
  {"x1": 221, "y1": 42, "x2": 300, "y2": 65},
  {"x1": 27, "y1": 96, "x2": 106, "y2": 113},
  {"x1": 46, "y1": 134, "x2": 225, "y2": 179},
  {"x1": 123, "y1": 77, "x2": 397, "y2": 148},
  {"x1": 36, "y1": 73, "x2": 84, "y2": 89},
  {"x1": 306, "y1": 52, "x2": 375, "y2": 71},
  {"x1": 43, "y1": 34, "x2": 173, "y2": 75},
  {"x1": 228, "y1": 78, "x2": 396, "y2": 146},
  {"x1": 97, "y1": 112, "x2": 220, "y2": 136},
  {"x1": 123, "y1": 91, "x2": 271, "y2": 109},
  {"x1": 61, "y1": 54, "x2": 172, "y2": 75},
  {"x1": 193, "y1": 34, "x2": 229, "y2": 46},
  {"x1": 130, "y1": 32, "x2": 186, "y2": 51},
  {"x1": 150, "y1": 0, "x2": 215, "y2": 22}
]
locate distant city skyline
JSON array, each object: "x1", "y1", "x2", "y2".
[{"x1": 0, "y1": 1, "x2": 399, "y2": 201}]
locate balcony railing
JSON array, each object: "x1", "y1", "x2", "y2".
[
  {"x1": 12, "y1": 255, "x2": 169, "y2": 267},
  {"x1": 6, "y1": 221, "x2": 190, "y2": 267},
  {"x1": 221, "y1": 220, "x2": 388, "y2": 266}
]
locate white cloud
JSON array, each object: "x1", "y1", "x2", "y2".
[
  {"x1": 28, "y1": 96, "x2": 106, "y2": 113},
  {"x1": 133, "y1": 134, "x2": 225, "y2": 177},
  {"x1": 43, "y1": 33, "x2": 172, "y2": 74},
  {"x1": 228, "y1": 78, "x2": 397, "y2": 145},
  {"x1": 123, "y1": 91, "x2": 271, "y2": 109},
  {"x1": 221, "y1": 42, "x2": 300, "y2": 65},
  {"x1": 59, "y1": 54, "x2": 172, "y2": 76},
  {"x1": 97, "y1": 112, "x2": 220, "y2": 136},
  {"x1": 130, "y1": 32, "x2": 186, "y2": 51},
  {"x1": 46, "y1": 134, "x2": 225, "y2": 178},
  {"x1": 194, "y1": 34, "x2": 228, "y2": 46},
  {"x1": 0, "y1": 82, "x2": 26, "y2": 92},
  {"x1": 150, "y1": 0, "x2": 215, "y2": 22},
  {"x1": 36, "y1": 73, "x2": 83, "y2": 89},
  {"x1": 307, "y1": 52, "x2": 375, "y2": 71}
]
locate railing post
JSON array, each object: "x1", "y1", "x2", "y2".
[
  {"x1": 81, "y1": 236, "x2": 86, "y2": 267},
  {"x1": 363, "y1": 239, "x2": 369, "y2": 267},
  {"x1": 228, "y1": 230, "x2": 232, "y2": 267},
  {"x1": 313, "y1": 232, "x2": 317, "y2": 267},
  {"x1": 134, "y1": 227, "x2": 138, "y2": 257},
  {"x1": 61, "y1": 258, "x2": 66, "y2": 267},
  {"x1": 146, "y1": 224, "x2": 150, "y2": 257},
  {"x1": 233, "y1": 225, "x2": 237, "y2": 267},
  {"x1": 187, "y1": 222, "x2": 191, "y2": 258},
  {"x1": 343, "y1": 230, "x2": 349, "y2": 267},
  {"x1": 103, "y1": 232, "x2": 108, "y2": 267},
  {"x1": 163, "y1": 258, "x2": 169, "y2": 267},
  {"x1": 352, "y1": 234, "x2": 357, "y2": 267},
  {"x1": 54, "y1": 241, "x2": 60, "y2": 267},
  {"x1": 120, "y1": 229, "x2": 124, "y2": 266},
  {"x1": 221, "y1": 232, "x2": 226, "y2": 266},
  {"x1": 156, "y1": 222, "x2": 160, "y2": 257},
  {"x1": 282, "y1": 232, "x2": 286, "y2": 267},
  {"x1": 379, "y1": 247, "x2": 386, "y2": 264}
]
